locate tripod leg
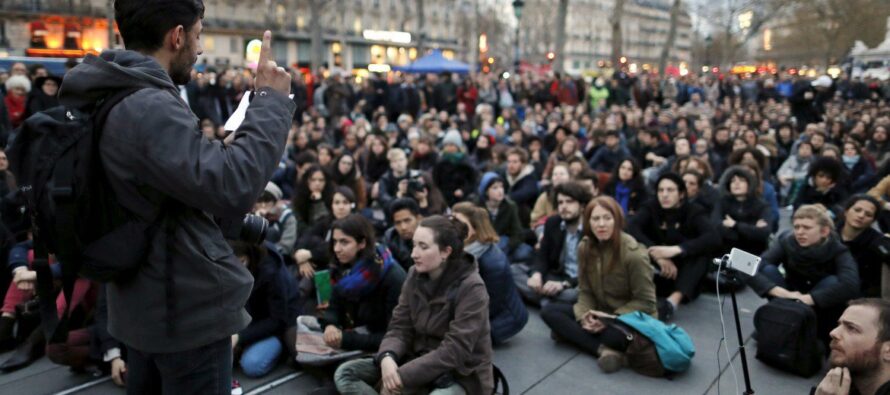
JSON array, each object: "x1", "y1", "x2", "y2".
[{"x1": 730, "y1": 286, "x2": 755, "y2": 395}]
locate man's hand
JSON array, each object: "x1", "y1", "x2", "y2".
[
  {"x1": 649, "y1": 246, "x2": 682, "y2": 260},
  {"x1": 815, "y1": 367, "x2": 851, "y2": 395},
  {"x1": 323, "y1": 325, "x2": 342, "y2": 348},
  {"x1": 722, "y1": 215, "x2": 737, "y2": 229},
  {"x1": 655, "y1": 258, "x2": 678, "y2": 280},
  {"x1": 253, "y1": 31, "x2": 291, "y2": 95},
  {"x1": 542, "y1": 280, "x2": 565, "y2": 296},
  {"x1": 527, "y1": 273, "x2": 543, "y2": 292},
  {"x1": 298, "y1": 261, "x2": 315, "y2": 279},
  {"x1": 110, "y1": 358, "x2": 127, "y2": 387},
  {"x1": 13, "y1": 268, "x2": 36, "y2": 291},
  {"x1": 381, "y1": 356, "x2": 403, "y2": 393},
  {"x1": 756, "y1": 219, "x2": 768, "y2": 228}
]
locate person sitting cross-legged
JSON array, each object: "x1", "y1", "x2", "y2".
[
  {"x1": 513, "y1": 181, "x2": 593, "y2": 307},
  {"x1": 541, "y1": 196, "x2": 656, "y2": 373}
]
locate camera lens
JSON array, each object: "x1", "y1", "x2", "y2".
[{"x1": 240, "y1": 214, "x2": 269, "y2": 245}]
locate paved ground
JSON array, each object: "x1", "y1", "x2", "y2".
[
  {"x1": 0, "y1": 287, "x2": 821, "y2": 395},
  {"x1": 0, "y1": 208, "x2": 825, "y2": 394}
]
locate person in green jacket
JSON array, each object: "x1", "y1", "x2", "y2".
[
  {"x1": 542, "y1": 195, "x2": 657, "y2": 374},
  {"x1": 588, "y1": 77, "x2": 610, "y2": 114}
]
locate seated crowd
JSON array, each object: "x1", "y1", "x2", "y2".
[{"x1": 3, "y1": 63, "x2": 890, "y2": 394}]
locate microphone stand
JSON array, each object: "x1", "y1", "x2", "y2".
[{"x1": 717, "y1": 256, "x2": 755, "y2": 395}]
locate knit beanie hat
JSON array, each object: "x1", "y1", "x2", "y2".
[{"x1": 478, "y1": 172, "x2": 503, "y2": 198}]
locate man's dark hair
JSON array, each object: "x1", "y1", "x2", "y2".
[
  {"x1": 808, "y1": 156, "x2": 844, "y2": 183},
  {"x1": 553, "y1": 181, "x2": 593, "y2": 207},
  {"x1": 115, "y1": 0, "x2": 205, "y2": 52},
  {"x1": 389, "y1": 198, "x2": 421, "y2": 220},
  {"x1": 848, "y1": 298, "x2": 890, "y2": 342},
  {"x1": 576, "y1": 168, "x2": 599, "y2": 189},
  {"x1": 294, "y1": 151, "x2": 318, "y2": 168}
]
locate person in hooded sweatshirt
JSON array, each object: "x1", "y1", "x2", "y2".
[
  {"x1": 748, "y1": 204, "x2": 860, "y2": 342},
  {"x1": 711, "y1": 165, "x2": 772, "y2": 256},
  {"x1": 58, "y1": 1, "x2": 295, "y2": 391},
  {"x1": 477, "y1": 172, "x2": 531, "y2": 264}
]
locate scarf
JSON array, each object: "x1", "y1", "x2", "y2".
[
  {"x1": 465, "y1": 241, "x2": 489, "y2": 259},
  {"x1": 441, "y1": 151, "x2": 466, "y2": 164},
  {"x1": 334, "y1": 245, "x2": 395, "y2": 302},
  {"x1": 615, "y1": 182, "x2": 632, "y2": 213},
  {"x1": 842, "y1": 155, "x2": 859, "y2": 170}
]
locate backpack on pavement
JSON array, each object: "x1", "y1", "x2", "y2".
[{"x1": 753, "y1": 298, "x2": 823, "y2": 377}]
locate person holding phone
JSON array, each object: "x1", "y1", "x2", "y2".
[
  {"x1": 318, "y1": 214, "x2": 406, "y2": 352},
  {"x1": 542, "y1": 196, "x2": 656, "y2": 373}
]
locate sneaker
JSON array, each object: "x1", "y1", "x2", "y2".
[
  {"x1": 597, "y1": 345, "x2": 626, "y2": 373},
  {"x1": 657, "y1": 298, "x2": 675, "y2": 322},
  {"x1": 231, "y1": 379, "x2": 243, "y2": 395}
]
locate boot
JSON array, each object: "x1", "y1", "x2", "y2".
[
  {"x1": 0, "y1": 316, "x2": 15, "y2": 351},
  {"x1": 0, "y1": 324, "x2": 45, "y2": 372},
  {"x1": 596, "y1": 345, "x2": 627, "y2": 374}
]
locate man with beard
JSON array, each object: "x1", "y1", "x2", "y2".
[
  {"x1": 814, "y1": 298, "x2": 890, "y2": 395},
  {"x1": 58, "y1": 0, "x2": 294, "y2": 392}
]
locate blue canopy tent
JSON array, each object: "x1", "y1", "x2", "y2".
[{"x1": 393, "y1": 49, "x2": 470, "y2": 74}]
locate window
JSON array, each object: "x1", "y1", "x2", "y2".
[{"x1": 230, "y1": 37, "x2": 239, "y2": 54}]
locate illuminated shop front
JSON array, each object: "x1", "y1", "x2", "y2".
[{"x1": 26, "y1": 16, "x2": 118, "y2": 58}]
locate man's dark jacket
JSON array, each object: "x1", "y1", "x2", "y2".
[
  {"x1": 530, "y1": 215, "x2": 578, "y2": 287},
  {"x1": 59, "y1": 50, "x2": 296, "y2": 353}
]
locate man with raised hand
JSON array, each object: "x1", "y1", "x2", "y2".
[{"x1": 58, "y1": 0, "x2": 293, "y2": 392}]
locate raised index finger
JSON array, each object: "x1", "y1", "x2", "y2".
[{"x1": 257, "y1": 30, "x2": 272, "y2": 66}]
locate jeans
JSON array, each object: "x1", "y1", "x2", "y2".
[
  {"x1": 240, "y1": 336, "x2": 283, "y2": 378},
  {"x1": 497, "y1": 237, "x2": 534, "y2": 264},
  {"x1": 126, "y1": 336, "x2": 232, "y2": 395},
  {"x1": 335, "y1": 357, "x2": 467, "y2": 395}
]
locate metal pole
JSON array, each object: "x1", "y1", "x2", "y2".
[{"x1": 729, "y1": 277, "x2": 755, "y2": 395}]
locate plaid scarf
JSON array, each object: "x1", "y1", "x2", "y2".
[{"x1": 334, "y1": 245, "x2": 395, "y2": 302}]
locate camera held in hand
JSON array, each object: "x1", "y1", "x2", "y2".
[
  {"x1": 217, "y1": 214, "x2": 269, "y2": 245},
  {"x1": 407, "y1": 177, "x2": 426, "y2": 195}
]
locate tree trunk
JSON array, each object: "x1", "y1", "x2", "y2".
[
  {"x1": 658, "y1": 0, "x2": 681, "y2": 75},
  {"x1": 553, "y1": 0, "x2": 569, "y2": 73},
  {"x1": 106, "y1": 0, "x2": 115, "y2": 49},
  {"x1": 309, "y1": 0, "x2": 324, "y2": 72},
  {"x1": 610, "y1": 0, "x2": 626, "y2": 68},
  {"x1": 416, "y1": 0, "x2": 426, "y2": 56}
]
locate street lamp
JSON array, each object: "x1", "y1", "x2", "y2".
[{"x1": 512, "y1": 0, "x2": 524, "y2": 74}]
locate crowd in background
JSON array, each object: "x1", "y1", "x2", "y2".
[{"x1": 2, "y1": 57, "x2": 890, "y2": 393}]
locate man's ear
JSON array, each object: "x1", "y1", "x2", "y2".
[
  {"x1": 821, "y1": 225, "x2": 831, "y2": 239},
  {"x1": 168, "y1": 25, "x2": 186, "y2": 50},
  {"x1": 882, "y1": 341, "x2": 890, "y2": 363}
]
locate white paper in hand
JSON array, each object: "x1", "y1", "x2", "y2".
[{"x1": 223, "y1": 91, "x2": 294, "y2": 132}]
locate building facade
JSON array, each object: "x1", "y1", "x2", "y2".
[
  {"x1": 521, "y1": 0, "x2": 692, "y2": 75},
  {"x1": 0, "y1": 0, "x2": 469, "y2": 74}
]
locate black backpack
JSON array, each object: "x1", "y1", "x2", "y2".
[
  {"x1": 7, "y1": 87, "x2": 161, "y2": 343},
  {"x1": 753, "y1": 298, "x2": 823, "y2": 377}
]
